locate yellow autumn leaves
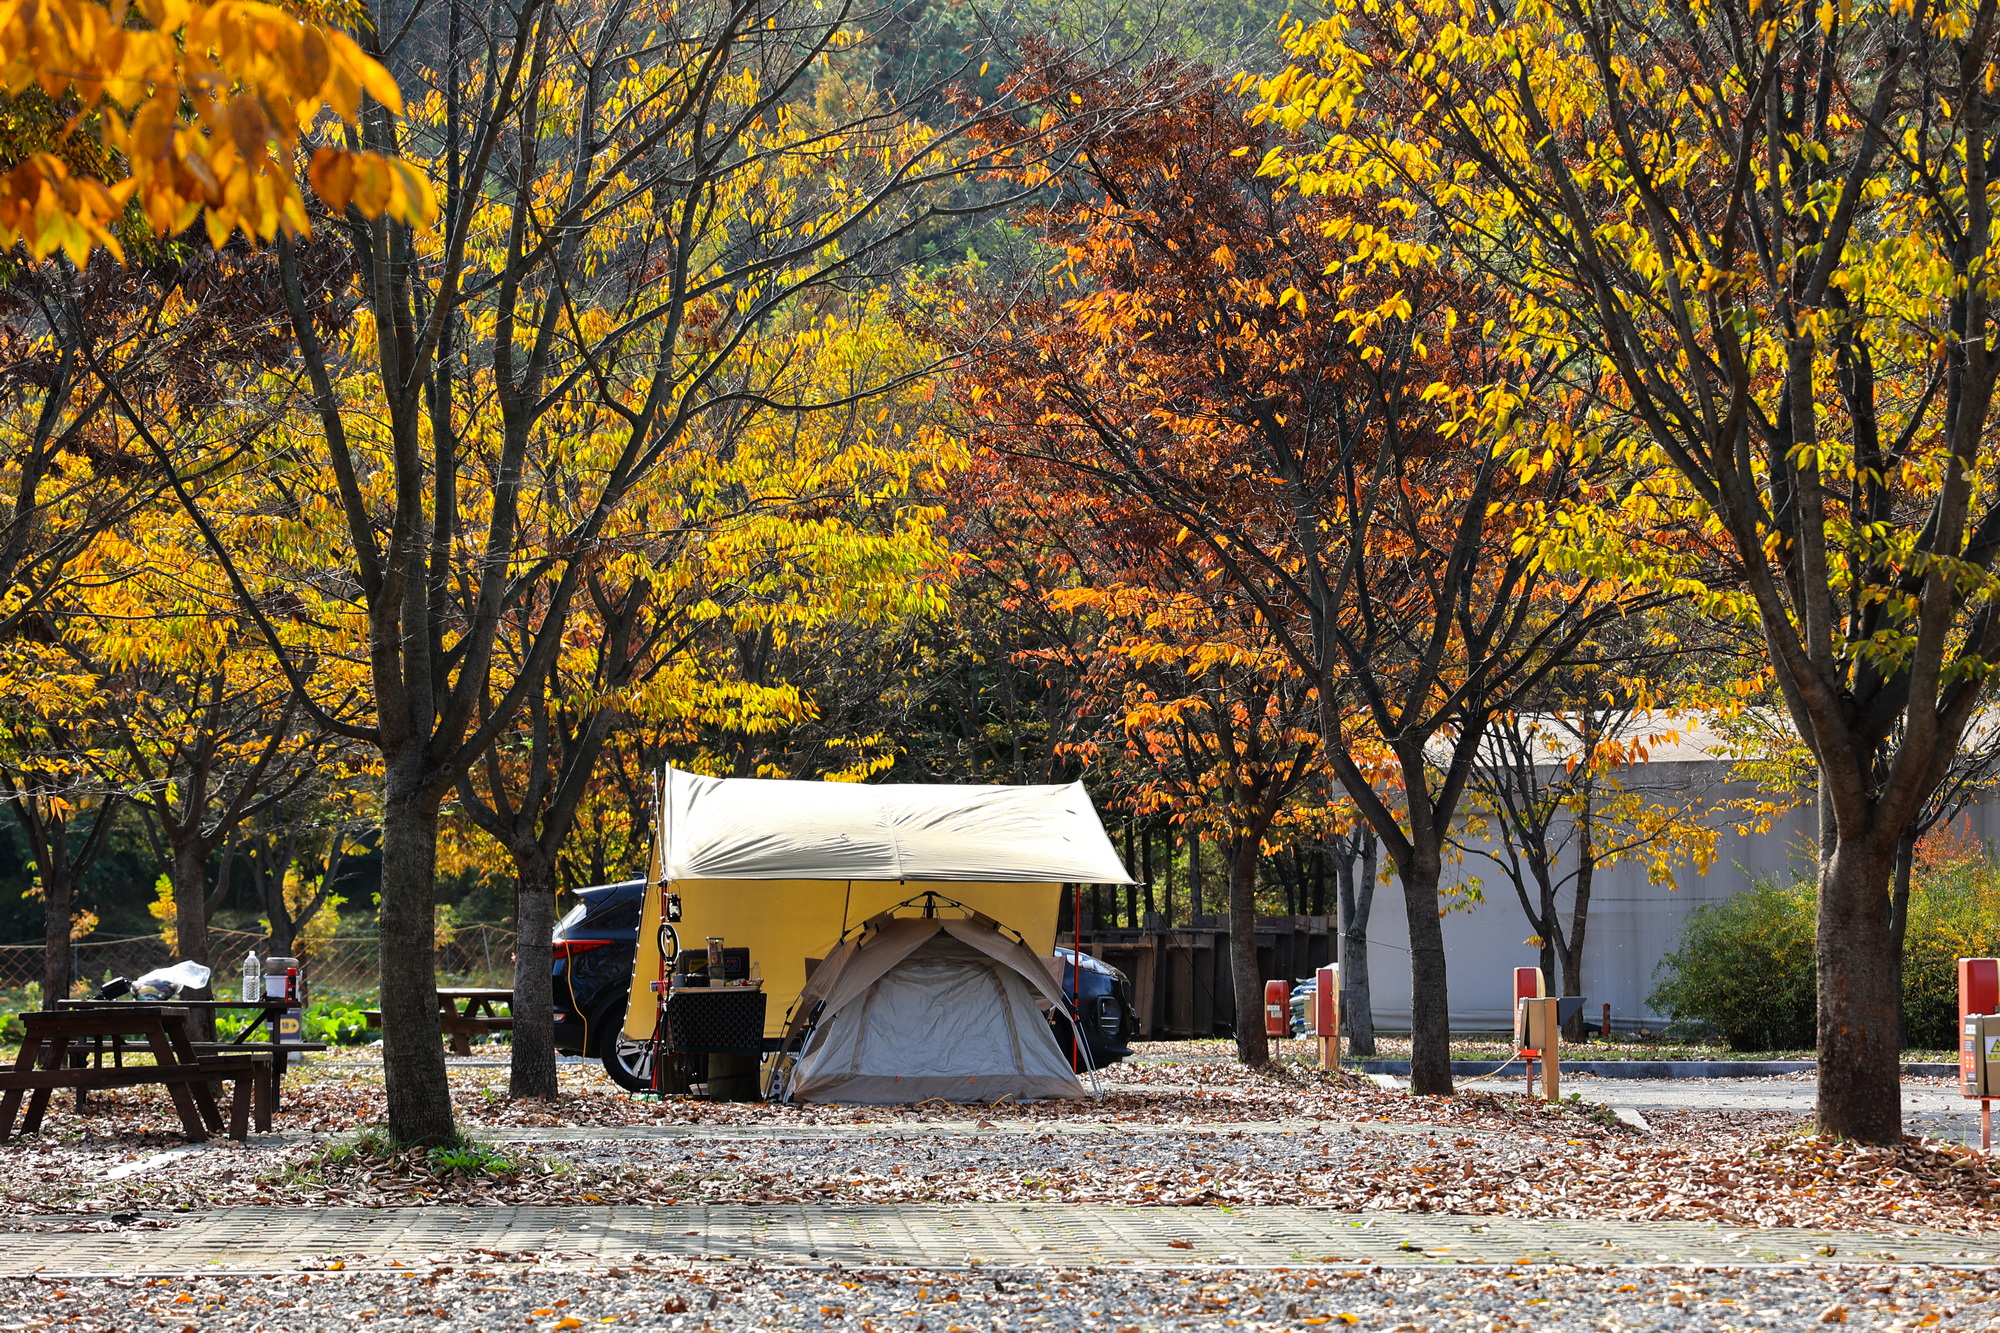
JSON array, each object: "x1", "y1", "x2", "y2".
[{"x1": 0, "y1": 0, "x2": 435, "y2": 261}]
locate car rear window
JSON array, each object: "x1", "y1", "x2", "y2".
[{"x1": 586, "y1": 900, "x2": 640, "y2": 930}]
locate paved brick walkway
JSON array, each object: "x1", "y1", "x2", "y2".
[{"x1": 2, "y1": 1204, "x2": 1994, "y2": 1275}]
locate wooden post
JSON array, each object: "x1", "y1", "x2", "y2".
[{"x1": 1601, "y1": 1003, "x2": 1611, "y2": 1043}]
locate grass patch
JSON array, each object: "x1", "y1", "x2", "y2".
[{"x1": 285, "y1": 1128, "x2": 529, "y2": 1186}]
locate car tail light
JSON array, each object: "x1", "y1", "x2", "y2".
[{"x1": 550, "y1": 939, "x2": 610, "y2": 960}]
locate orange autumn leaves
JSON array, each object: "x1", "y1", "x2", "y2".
[
  {"x1": 943, "y1": 59, "x2": 1511, "y2": 719},
  {"x1": 0, "y1": 0, "x2": 435, "y2": 261}
]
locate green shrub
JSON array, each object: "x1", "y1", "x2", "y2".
[
  {"x1": 1651, "y1": 856, "x2": 2000, "y2": 1051},
  {"x1": 0, "y1": 983, "x2": 42, "y2": 1046},
  {"x1": 304, "y1": 999, "x2": 372, "y2": 1045},
  {"x1": 216, "y1": 997, "x2": 373, "y2": 1046},
  {"x1": 1901, "y1": 855, "x2": 2000, "y2": 1048},
  {"x1": 1649, "y1": 876, "x2": 1817, "y2": 1051}
]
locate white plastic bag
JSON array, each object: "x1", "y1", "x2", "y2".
[{"x1": 130, "y1": 960, "x2": 213, "y2": 999}]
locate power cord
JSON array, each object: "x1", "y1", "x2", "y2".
[{"x1": 1454, "y1": 1054, "x2": 1525, "y2": 1084}]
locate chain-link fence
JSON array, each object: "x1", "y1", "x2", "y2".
[{"x1": 0, "y1": 924, "x2": 517, "y2": 999}]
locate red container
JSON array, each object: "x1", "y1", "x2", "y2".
[
  {"x1": 1961, "y1": 958, "x2": 1999, "y2": 1027},
  {"x1": 1264, "y1": 978, "x2": 1290, "y2": 1039},
  {"x1": 1960, "y1": 959, "x2": 1999, "y2": 1097}
]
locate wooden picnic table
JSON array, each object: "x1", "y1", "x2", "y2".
[
  {"x1": 54, "y1": 998, "x2": 328, "y2": 1111},
  {"x1": 363, "y1": 987, "x2": 514, "y2": 1056},
  {"x1": 0, "y1": 1006, "x2": 267, "y2": 1143}
]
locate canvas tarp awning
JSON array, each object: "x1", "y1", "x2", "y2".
[{"x1": 658, "y1": 768, "x2": 1135, "y2": 884}]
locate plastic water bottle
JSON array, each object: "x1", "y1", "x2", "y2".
[{"x1": 241, "y1": 950, "x2": 261, "y2": 1003}]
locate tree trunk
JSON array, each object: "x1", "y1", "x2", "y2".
[
  {"x1": 1401, "y1": 849, "x2": 1453, "y2": 1096},
  {"x1": 1333, "y1": 832, "x2": 1377, "y2": 1056},
  {"x1": 1815, "y1": 834, "x2": 1901, "y2": 1142},
  {"x1": 1122, "y1": 819, "x2": 1136, "y2": 928},
  {"x1": 1141, "y1": 828, "x2": 1155, "y2": 922},
  {"x1": 1560, "y1": 851, "x2": 1595, "y2": 1041},
  {"x1": 1188, "y1": 832, "x2": 1202, "y2": 918},
  {"x1": 261, "y1": 857, "x2": 298, "y2": 960},
  {"x1": 1227, "y1": 835, "x2": 1268, "y2": 1067},
  {"x1": 41, "y1": 858, "x2": 71, "y2": 1003},
  {"x1": 510, "y1": 848, "x2": 560, "y2": 1101},
  {"x1": 170, "y1": 840, "x2": 216, "y2": 1039},
  {"x1": 15, "y1": 794, "x2": 119, "y2": 1004},
  {"x1": 378, "y1": 780, "x2": 457, "y2": 1145},
  {"x1": 1536, "y1": 878, "x2": 1559, "y2": 998}
]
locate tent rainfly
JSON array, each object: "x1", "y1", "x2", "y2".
[
  {"x1": 623, "y1": 770, "x2": 1135, "y2": 1044},
  {"x1": 776, "y1": 909, "x2": 1086, "y2": 1104}
]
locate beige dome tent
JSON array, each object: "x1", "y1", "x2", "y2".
[{"x1": 772, "y1": 903, "x2": 1088, "y2": 1104}]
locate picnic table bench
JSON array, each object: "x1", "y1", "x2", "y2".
[
  {"x1": 363, "y1": 987, "x2": 513, "y2": 1055},
  {"x1": 55, "y1": 997, "x2": 328, "y2": 1112},
  {"x1": 0, "y1": 1006, "x2": 268, "y2": 1142}
]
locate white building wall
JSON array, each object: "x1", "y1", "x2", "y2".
[{"x1": 1358, "y1": 767, "x2": 1833, "y2": 1032}]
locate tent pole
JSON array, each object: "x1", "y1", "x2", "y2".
[{"x1": 1072, "y1": 883, "x2": 1084, "y2": 1072}]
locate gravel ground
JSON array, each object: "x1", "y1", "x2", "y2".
[
  {"x1": 3, "y1": 1055, "x2": 1994, "y2": 1235},
  {"x1": 2, "y1": 1261, "x2": 1997, "y2": 1330}
]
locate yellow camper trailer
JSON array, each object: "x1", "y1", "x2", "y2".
[{"x1": 622, "y1": 769, "x2": 1134, "y2": 1046}]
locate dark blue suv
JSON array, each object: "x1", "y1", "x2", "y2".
[
  {"x1": 551, "y1": 879, "x2": 653, "y2": 1089},
  {"x1": 552, "y1": 880, "x2": 1137, "y2": 1090},
  {"x1": 1053, "y1": 947, "x2": 1137, "y2": 1069}
]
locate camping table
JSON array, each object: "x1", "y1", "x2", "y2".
[
  {"x1": 363, "y1": 988, "x2": 514, "y2": 1055},
  {"x1": 0, "y1": 1006, "x2": 266, "y2": 1142},
  {"x1": 55, "y1": 998, "x2": 327, "y2": 1111}
]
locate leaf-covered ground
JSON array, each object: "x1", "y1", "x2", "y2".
[
  {"x1": 4, "y1": 1261, "x2": 1998, "y2": 1331},
  {"x1": 0, "y1": 1051, "x2": 1993, "y2": 1234}
]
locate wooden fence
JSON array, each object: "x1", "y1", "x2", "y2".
[{"x1": 1059, "y1": 914, "x2": 1335, "y2": 1038}]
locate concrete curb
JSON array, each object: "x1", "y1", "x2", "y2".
[{"x1": 1351, "y1": 1059, "x2": 1958, "y2": 1079}]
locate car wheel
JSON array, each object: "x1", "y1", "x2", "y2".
[{"x1": 601, "y1": 1031, "x2": 656, "y2": 1092}]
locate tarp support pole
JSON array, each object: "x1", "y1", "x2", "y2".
[{"x1": 1071, "y1": 884, "x2": 1083, "y2": 1072}]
